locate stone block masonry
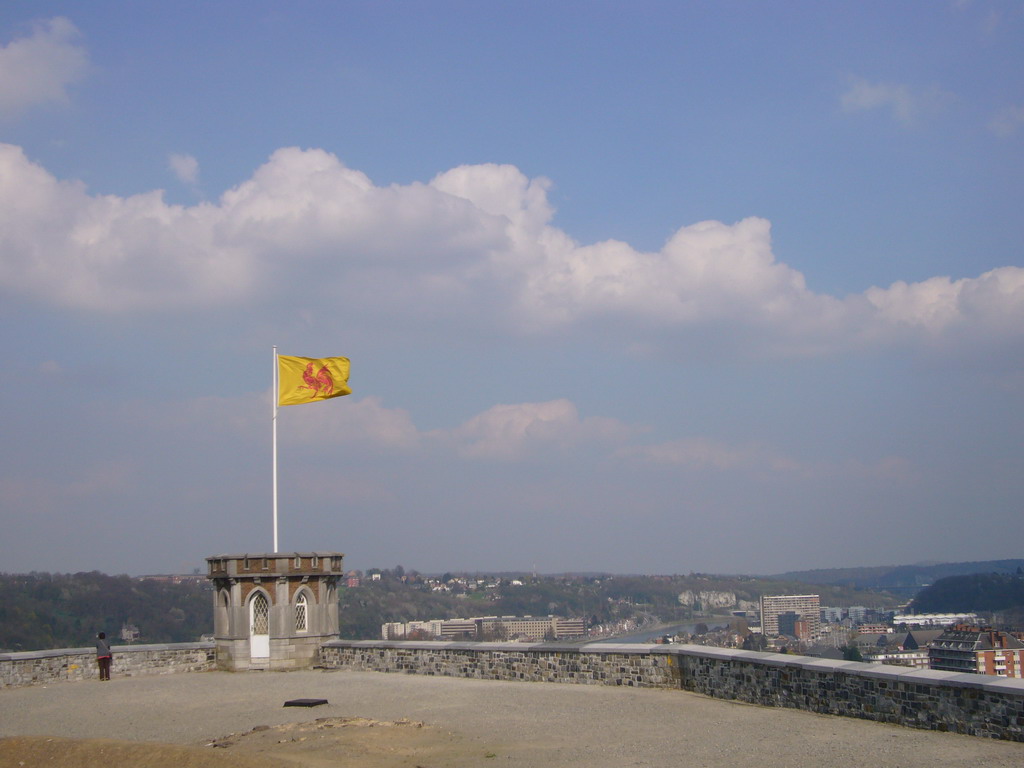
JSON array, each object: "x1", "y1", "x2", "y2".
[
  {"x1": 0, "y1": 642, "x2": 215, "y2": 688},
  {"x1": 319, "y1": 640, "x2": 1024, "y2": 741}
]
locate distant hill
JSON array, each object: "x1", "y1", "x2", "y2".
[
  {"x1": 771, "y1": 560, "x2": 1024, "y2": 595},
  {"x1": 910, "y1": 571, "x2": 1024, "y2": 614},
  {"x1": 0, "y1": 572, "x2": 210, "y2": 652}
]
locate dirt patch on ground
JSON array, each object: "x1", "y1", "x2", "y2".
[
  {"x1": 0, "y1": 717, "x2": 485, "y2": 768},
  {"x1": 0, "y1": 735, "x2": 292, "y2": 768}
]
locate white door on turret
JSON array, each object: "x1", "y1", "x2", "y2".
[{"x1": 250, "y1": 592, "x2": 270, "y2": 659}]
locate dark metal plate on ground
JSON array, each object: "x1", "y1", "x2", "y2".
[{"x1": 283, "y1": 698, "x2": 328, "y2": 707}]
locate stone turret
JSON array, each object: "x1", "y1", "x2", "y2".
[{"x1": 206, "y1": 552, "x2": 343, "y2": 671}]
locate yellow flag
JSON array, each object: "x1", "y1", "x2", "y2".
[{"x1": 278, "y1": 355, "x2": 351, "y2": 406}]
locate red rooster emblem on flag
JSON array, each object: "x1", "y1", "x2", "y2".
[{"x1": 299, "y1": 362, "x2": 334, "y2": 399}]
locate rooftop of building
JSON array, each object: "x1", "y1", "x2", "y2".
[
  {"x1": 932, "y1": 625, "x2": 1024, "y2": 651},
  {"x1": 2, "y1": 668, "x2": 1023, "y2": 767}
]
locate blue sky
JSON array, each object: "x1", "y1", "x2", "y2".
[{"x1": 0, "y1": 1, "x2": 1021, "y2": 577}]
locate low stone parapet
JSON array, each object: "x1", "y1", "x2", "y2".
[
  {"x1": 319, "y1": 640, "x2": 1024, "y2": 741},
  {"x1": 7, "y1": 639, "x2": 1023, "y2": 741},
  {"x1": 0, "y1": 642, "x2": 215, "y2": 688}
]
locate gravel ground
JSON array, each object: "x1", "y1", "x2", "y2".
[{"x1": 1, "y1": 669, "x2": 1023, "y2": 767}]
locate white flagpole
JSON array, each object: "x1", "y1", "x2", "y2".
[{"x1": 272, "y1": 345, "x2": 279, "y2": 553}]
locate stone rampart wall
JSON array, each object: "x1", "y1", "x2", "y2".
[
  {"x1": 319, "y1": 640, "x2": 1024, "y2": 741},
  {"x1": 0, "y1": 642, "x2": 215, "y2": 688},
  {"x1": 7, "y1": 639, "x2": 1023, "y2": 741}
]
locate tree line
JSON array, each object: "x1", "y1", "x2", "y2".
[
  {"x1": 909, "y1": 570, "x2": 1024, "y2": 620},
  {"x1": 0, "y1": 572, "x2": 210, "y2": 652}
]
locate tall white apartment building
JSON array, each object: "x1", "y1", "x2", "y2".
[{"x1": 760, "y1": 594, "x2": 821, "y2": 638}]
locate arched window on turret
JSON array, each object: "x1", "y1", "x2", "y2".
[
  {"x1": 295, "y1": 592, "x2": 308, "y2": 633},
  {"x1": 216, "y1": 589, "x2": 230, "y2": 635}
]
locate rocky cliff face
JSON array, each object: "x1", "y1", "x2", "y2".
[{"x1": 677, "y1": 590, "x2": 736, "y2": 609}]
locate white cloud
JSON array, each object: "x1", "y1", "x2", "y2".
[
  {"x1": 284, "y1": 395, "x2": 420, "y2": 451},
  {"x1": 840, "y1": 76, "x2": 953, "y2": 126},
  {"x1": 861, "y1": 267, "x2": 1024, "y2": 339},
  {"x1": 516, "y1": 216, "x2": 843, "y2": 335},
  {"x1": 0, "y1": 17, "x2": 88, "y2": 116},
  {"x1": 0, "y1": 143, "x2": 1021, "y2": 359},
  {"x1": 444, "y1": 399, "x2": 636, "y2": 460},
  {"x1": 0, "y1": 143, "x2": 256, "y2": 310},
  {"x1": 989, "y1": 105, "x2": 1024, "y2": 137},
  {"x1": 431, "y1": 163, "x2": 554, "y2": 234},
  {"x1": 117, "y1": 390, "x2": 635, "y2": 463},
  {"x1": 169, "y1": 153, "x2": 200, "y2": 185}
]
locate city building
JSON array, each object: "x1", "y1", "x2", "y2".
[
  {"x1": 846, "y1": 606, "x2": 868, "y2": 624},
  {"x1": 862, "y1": 629, "x2": 942, "y2": 668},
  {"x1": 928, "y1": 624, "x2": 1024, "y2": 677},
  {"x1": 476, "y1": 615, "x2": 586, "y2": 641},
  {"x1": 856, "y1": 624, "x2": 892, "y2": 635},
  {"x1": 892, "y1": 612, "x2": 979, "y2": 628},
  {"x1": 760, "y1": 594, "x2": 820, "y2": 639},
  {"x1": 439, "y1": 619, "x2": 478, "y2": 639},
  {"x1": 381, "y1": 615, "x2": 586, "y2": 642},
  {"x1": 382, "y1": 620, "x2": 444, "y2": 640},
  {"x1": 776, "y1": 611, "x2": 813, "y2": 640},
  {"x1": 820, "y1": 606, "x2": 844, "y2": 624}
]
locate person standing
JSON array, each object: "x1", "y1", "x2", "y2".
[{"x1": 95, "y1": 632, "x2": 112, "y2": 681}]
